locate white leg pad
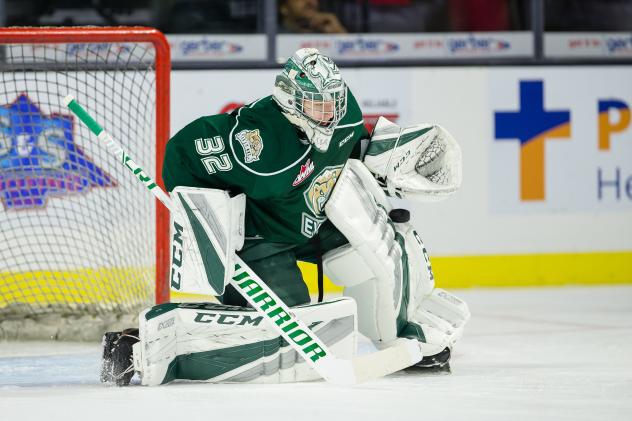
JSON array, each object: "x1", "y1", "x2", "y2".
[
  {"x1": 324, "y1": 160, "x2": 402, "y2": 343},
  {"x1": 324, "y1": 159, "x2": 470, "y2": 355},
  {"x1": 133, "y1": 298, "x2": 357, "y2": 385}
]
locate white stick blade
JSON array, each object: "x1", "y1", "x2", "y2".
[{"x1": 351, "y1": 338, "x2": 423, "y2": 384}]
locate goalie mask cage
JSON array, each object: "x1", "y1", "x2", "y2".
[{"x1": 0, "y1": 27, "x2": 170, "y2": 340}]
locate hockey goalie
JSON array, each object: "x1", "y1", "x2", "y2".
[{"x1": 101, "y1": 48, "x2": 470, "y2": 386}]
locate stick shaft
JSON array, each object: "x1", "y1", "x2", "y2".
[{"x1": 65, "y1": 95, "x2": 173, "y2": 209}]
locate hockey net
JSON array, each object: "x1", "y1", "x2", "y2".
[{"x1": 0, "y1": 27, "x2": 170, "y2": 340}]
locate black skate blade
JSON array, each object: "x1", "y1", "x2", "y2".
[{"x1": 404, "y1": 362, "x2": 452, "y2": 375}]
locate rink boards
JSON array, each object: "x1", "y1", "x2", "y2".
[{"x1": 170, "y1": 66, "x2": 632, "y2": 290}]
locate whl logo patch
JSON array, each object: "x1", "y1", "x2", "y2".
[
  {"x1": 0, "y1": 94, "x2": 114, "y2": 210},
  {"x1": 292, "y1": 158, "x2": 314, "y2": 186},
  {"x1": 235, "y1": 129, "x2": 263, "y2": 163}
]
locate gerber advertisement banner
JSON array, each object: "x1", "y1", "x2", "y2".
[
  {"x1": 545, "y1": 33, "x2": 632, "y2": 58},
  {"x1": 490, "y1": 67, "x2": 632, "y2": 213},
  {"x1": 277, "y1": 32, "x2": 532, "y2": 61},
  {"x1": 167, "y1": 35, "x2": 267, "y2": 61}
]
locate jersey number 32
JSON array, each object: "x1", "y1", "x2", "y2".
[{"x1": 195, "y1": 136, "x2": 233, "y2": 174}]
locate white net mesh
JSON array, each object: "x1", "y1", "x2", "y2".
[{"x1": 0, "y1": 29, "x2": 167, "y2": 340}]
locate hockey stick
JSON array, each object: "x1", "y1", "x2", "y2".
[{"x1": 64, "y1": 95, "x2": 422, "y2": 385}]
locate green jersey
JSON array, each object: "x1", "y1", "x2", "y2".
[{"x1": 163, "y1": 91, "x2": 368, "y2": 245}]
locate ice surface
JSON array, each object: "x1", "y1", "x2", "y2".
[{"x1": 1, "y1": 286, "x2": 631, "y2": 421}]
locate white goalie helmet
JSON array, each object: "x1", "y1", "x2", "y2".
[{"x1": 273, "y1": 48, "x2": 347, "y2": 152}]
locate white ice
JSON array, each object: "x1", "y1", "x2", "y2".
[{"x1": 1, "y1": 286, "x2": 631, "y2": 421}]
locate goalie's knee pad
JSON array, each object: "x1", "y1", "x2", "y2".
[
  {"x1": 133, "y1": 298, "x2": 357, "y2": 386},
  {"x1": 170, "y1": 186, "x2": 246, "y2": 296}
]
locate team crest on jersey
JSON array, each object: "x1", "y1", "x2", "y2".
[
  {"x1": 235, "y1": 129, "x2": 263, "y2": 163},
  {"x1": 292, "y1": 158, "x2": 314, "y2": 187},
  {"x1": 303, "y1": 165, "x2": 343, "y2": 216},
  {"x1": 0, "y1": 94, "x2": 114, "y2": 210}
]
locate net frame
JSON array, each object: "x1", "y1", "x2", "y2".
[{"x1": 0, "y1": 27, "x2": 171, "y2": 338}]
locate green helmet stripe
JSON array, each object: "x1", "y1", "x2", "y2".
[{"x1": 285, "y1": 59, "x2": 319, "y2": 93}]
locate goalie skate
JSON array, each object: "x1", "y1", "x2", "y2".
[
  {"x1": 411, "y1": 347, "x2": 451, "y2": 372},
  {"x1": 101, "y1": 328, "x2": 140, "y2": 386}
]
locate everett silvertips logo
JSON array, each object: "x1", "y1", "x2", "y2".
[
  {"x1": 304, "y1": 165, "x2": 343, "y2": 216},
  {"x1": 292, "y1": 158, "x2": 314, "y2": 186},
  {"x1": 0, "y1": 94, "x2": 114, "y2": 210},
  {"x1": 235, "y1": 129, "x2": 263, "y2": 163}
]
